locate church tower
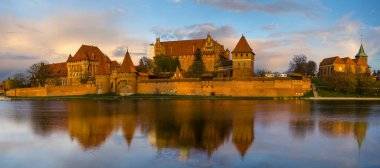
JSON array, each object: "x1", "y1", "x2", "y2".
[
  {"x1": 355, "y1": 43, "x2": 368, "y2": 65},
  {"x1": 232, "y1": 35, "x2": 255, "y2": 78}
]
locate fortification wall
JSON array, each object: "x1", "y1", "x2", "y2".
[
  {"x1": 6, "y1": 85, "x2": 97, "y2": 97},
  {"x1": 6, "y1": 78, "x2": 311, "y2": 97},
  {"x1": 137, "y1": 78, "x2": 311, "y2": 97}
]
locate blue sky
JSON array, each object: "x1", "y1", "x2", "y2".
[{"x1": 1, "y1": 0, "x2": 380, "y2": 80}]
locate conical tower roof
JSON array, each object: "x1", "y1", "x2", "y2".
[
  {"x1": 232, "y1": 35, "x2": 253, "y2": 53},
  {"x1": 356, "y1": 44, "x2": 368, "y2": 57},
  {"x1": 120, "y1": 50, "x2": 137, "y2": 73},
  {"x1": 66, "y1": 54, "x2": 73, "y2": 62}
]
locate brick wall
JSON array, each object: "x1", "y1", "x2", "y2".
[
  {"x1": 137, "y1": 78, "x2": 311, "y2": 97},
  {"x1": 6, "y1": 85, "x2": 97, "y2": 97}
]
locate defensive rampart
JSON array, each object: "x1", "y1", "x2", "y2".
[{"x1": 137, "y1": 78, "x2": 311, "y2": 97}]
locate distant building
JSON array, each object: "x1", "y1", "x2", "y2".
[
  {"x1": 265, "y1": 73, "x2": 275, "y2": 78},
  {"x1": 319, "y1": 43, "x2": 370, "y2": 78},
  {"x1": 277, "y1": 74, "x2": 288, "y2": 78},
  {"x1": 146, "y1": 44, "x2": 155, "y2": 59}
]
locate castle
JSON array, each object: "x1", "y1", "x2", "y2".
[
  {"x1": 319, "y1": 43, "x2": 370, "y2": 78},
  {"x1": 46, "y1": 44, "x2": 147, "y2": 95},
  {"x1": 7, "y1": 34, "x2": 311, "y2": 97}
]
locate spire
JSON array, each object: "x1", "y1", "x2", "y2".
[
  {"x1": 120, "y1": 50, "x2": 137, "y2": 73},
  {"x1": 232, "y1": 35, "x2": 253, "y2": 53},
  {"x1": 356, "y1": 43, "x2": 368, "y2": 57}
]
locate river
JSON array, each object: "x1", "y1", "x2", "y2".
[{"x1": 0, "y1": 100, "x2": 379, "y2": 168}]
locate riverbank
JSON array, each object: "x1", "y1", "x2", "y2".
[
  {"x1": 5, "y1": 94, "x2": 304, "y2": 100},
  {"x1": 0, "y1": 96, "x2": 11, "y2": 101},
  {"x1": 4, "y1": 93, "x2": 380, "y2": 101},
  {"x1": 306, "y1": 97, "x2": 380, "y2": 101}
]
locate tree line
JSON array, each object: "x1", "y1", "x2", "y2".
[{"x1": 4, "y1": 62, "x2": 51, "y2": 89}]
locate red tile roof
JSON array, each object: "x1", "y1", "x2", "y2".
[
  {"x1": 70, "y1": 45, "x2": 111, "y2": 62},
  {"x1": 159, "y1": 39, "x2": 206, "y2": 56},
  {"x1": 341, "y1": 57, "x2": 356, "y2": 65},
  {"x1": 110, "y1": 61, "x2": 121, "y2": 70},
  {"x1": 320, "y1": 56, "x2": 344, "y2": 66},
  {"x1": 232, "y1": 35, "x2": 253, "y2": 53},
  {"x1": 66, "y1": 54, "x2": 73, "y2": 62},
  {"x1": 120, "y1": 51, "x2": 136, "y2": 73},
  {"x1": 47, "y1": 62, "x2": 67, "y2": 77}
]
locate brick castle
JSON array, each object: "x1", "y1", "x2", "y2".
[{"x1": 6, "y1": 34, "x2": 311, "y2": 97}]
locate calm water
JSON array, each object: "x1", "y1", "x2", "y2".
[{"x1": 0, "y1": 100, "x2": 380, "y2": 168}]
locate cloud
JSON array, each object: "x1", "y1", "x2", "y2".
[
  {"x1": 112, "y1": 46, "x2": 146, "y2": 58},
  {"x1": 151, "y1": 23, "x2": 237, "y2": 41},
  {"x1": 0, "y1": 6, "x2": 149, "y2": 73},
  {"x1": 0, "y1": 52, "x2": 39, "y2": 60},
  {"x1": 112, "y1": 46, "x2": 129, "y2": 57},
  {"x1": 253, "y1": 14, "x2": 380, "y2": 72},
  {"x1": 195, "y1": 0, "x2": 326, "y2": 18},
  {"x1": 261, "y1": 24, "x2": 280, "y2": 31}
]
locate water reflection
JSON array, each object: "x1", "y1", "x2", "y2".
[
  {"x1": 30, "y1": 100, "x2": 259, "y2": 158},
  {"x1": 6, "y1": 99, "x2": 379, "y2": 163}
]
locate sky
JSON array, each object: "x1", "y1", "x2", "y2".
[{"x1": 1, "y1": 0, "x2": 380, "y2": 80}]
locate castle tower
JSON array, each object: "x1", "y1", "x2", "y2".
[
  {"x1": 355, "y1": 43, "x2": 368, "y2": 65},
  {"x1": 232, "y1": 35, "x2": 255, "y2": 78},
  {"x1": 117, "y1": 50, "x2": 137, "y2": 95}
]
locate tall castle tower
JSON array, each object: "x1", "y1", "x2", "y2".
[{"x1": 232, "y1": 35, "x2": 255, "y2": 78}]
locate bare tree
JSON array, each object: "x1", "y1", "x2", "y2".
[
  {"x1": 13, "y1": 72, "x2": 30, "y2": 88},
  {"x1": 28, "y1": 62, "x2": 51, "y2": 87},
  {"x1": 288, "y1": 55, "x2": 317, "y2": 77}
]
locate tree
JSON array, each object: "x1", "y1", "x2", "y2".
[
  {"x1": 136, "y1": 57, "x2": 154, "y2": 73},
  {"x1": 322, "y1": 73, "x2": 380, "y2": 96},
  {"x1": 357, "y1": 74, "x2": 377, "y2": 95},
  {"x1": 153, "y1": 55, "x2": 180, "y2": 75},
  {"x1": 255, "y1": 69, "x2": 272, "y2": 77},
  {"x1": 28, "y1": 62, "x2": 51, "y2": 87},
  {"x1": 288, "y1": 54, "x2": 317, "y2": 77},
  {"x1": 186, "y1": 49, "x2": 205, "y2": 78},
  {"x1": 13, "y1": 72, "x2": 30, "y2": 88},
  {"x1": 305, "y1": 61, "x2": 317, "y2": 77},
  {"x1": 324, "y1": 73, "x2": 357, "y2": 94}
]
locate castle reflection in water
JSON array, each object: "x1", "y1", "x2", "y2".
[{"x1": 23, "y1": 100, "x2": 370, "y2": 160}]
